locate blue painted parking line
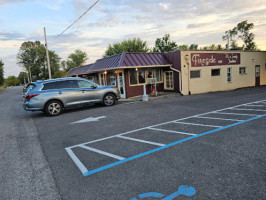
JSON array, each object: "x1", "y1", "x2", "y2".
[
  {"x1": 83, "y1": 114, "x2": 266, "y2": 176},
  {"x1": 131, "y1": 185, "x2": 196, "y2": 199},
  {"x1": 65, "y1": 99, "x2": 266, "y2": 177}
]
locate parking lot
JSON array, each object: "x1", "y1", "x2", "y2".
[{"x1": 1, "y1": 86, "x2": 266, "y2": 199}]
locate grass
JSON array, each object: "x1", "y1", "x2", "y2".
[{"x1": 0, "y1": 86, "x2": 5, "y2": 93}]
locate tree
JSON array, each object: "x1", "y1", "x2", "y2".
[
  {"x1": 222, "y1": 20, "x2": 257, "y2": 50},
  {"x1": 236, "y1": 20, "x2": 257, "y2": 50},
  {"x1": 4, "y1": 76, "x2": 20, "y2": 87},
  {"x1": 18, "y1": 72, "x2": 28, "y2": 85},
  {"x1": 65, "y1": 49, "x2": 88, "y2": 71},
  {"x1": 178, "y1": 45, "x2": 189, "y2": 50},
  {"x1": 0, "y1": 60, "x2": 4, "y2": 86},
  {"x1": 104, "y1": 38, "x2": 149, "y2": 57},
  {"x1": 152, "y1": 34, "x2": 178, "y2": 53},
  {"x1": 222, "y1": 28, "x2": 238, "y2": 49},
  {"x1": 200, "y1": 44, "x2": 222, "y2": 50},
  {"x1": 189, "y1": 44, "x2": 198, "y2": 50},
  {"x1": 17, "y1": 41, "x2": 61, "y2": 81}
]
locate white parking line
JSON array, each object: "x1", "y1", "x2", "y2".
[
  {"x1": 66, "y1": 99, "x2": 266, "y2": 175},
  {"x1": 196, "y1": 116, "x2": 242, "y2": 121},
  {"x1": 148, "y1": 127, "x2": 196, "y2": 136},
  {"x1": 116, "y1": 135, "x2": 165, "y2": 146},
  {"x1": 173, "y1": 121, "x2": 222, "y2": 128},
  {"x1": 232, "y1": 108, "x2": 266, "y2": 112},
  {"x1": 242, "y1": 105, "x2": 266, "y2": 107},
  {"x1": 213, "y1": 112, "x2": 258, "y2": 116},
  {"x1": 65, "y1": 148, "x2": 88, "y2": 174},
  {"x1": 80, "y1": 145, "x2": 125, "y2": 160}
]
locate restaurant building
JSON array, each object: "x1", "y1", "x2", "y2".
[{"x1": 66, "y1": 50, "x2": 266, "y2": 98}]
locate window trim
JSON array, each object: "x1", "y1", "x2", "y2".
[
  {"x1": 190, "y1": 70, "x2": 201, "y2": 79},
  {"x1": 239, "y1": 67, "x2": 247, "y2": 75},
  {"x1": 227, "y1": 67, "x2": 232, "y2": 82},
  {"x1": 211, "y1": 68, "x2": 221, "y2": 77},
  {"x1": 164, "y1": 71, "x2": 174, "y2": 90},
  {"x1": 129, "y1": 68, "x2": 163, "y2": 86}
]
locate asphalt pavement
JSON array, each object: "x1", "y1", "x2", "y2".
[{"x1": 1, "y1": 86, "x2": 266, "y2": 200}]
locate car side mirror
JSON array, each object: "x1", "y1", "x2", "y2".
[{"x1": 92, "y1": 84, "x2": 97, "y2": 89}]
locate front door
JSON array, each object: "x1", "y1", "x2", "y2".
[
  {"x1": 255, "y1": 65, "x2": 260, "y2": 86},
  {"x1": 117, "y1": 71, "x2": 126, "y2": 98}
]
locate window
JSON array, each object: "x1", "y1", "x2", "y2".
[
  {"x1": 42, "y1": 82, "x2": 57, "y2": 90},
  {"x1": 56, "y1": 81, "x2": 71, "y2": 89},
  {"x1": 77, "y1": 80, "x2": 94, "y2": 88},
  {"x1": 129, "y1": 69, "x2": 138, "y2": 85},
  {"x1": 138, "y1": 69, "x2": 146, "y2": 84},
  {"x1": 107, "y1": 72, "x2": 116, "y2": 86},
  {"x1": 239, "y1": 67, "x2": 246, "y2": 74},
  {"x1": 129, "y1": 68, "x2": 163, "y2": 85},
  {"x1": 190, "y1": 70, "x2": 201, "y2": 78},
  {"x1": 227, "y1": 68, "x2": 232, "y2": 82},
  {"x1": 147, "y1": 69, "x2": 153, "y2": 78},
  {"x1": 69, "y1": 80, "x2": 79, "y2": 88},
  {"x1": 99, "y1": 74, "x2": 105, "y2": 85},
  {"x1": 164, "y1": 71, "x2": 174, "y2": 90},
  {"x1": 155, "y1": 68, "x2": 162, "y2": 82},
  {"x1": 147, "y1": 68, "x2": 162, "y2": 82},
  {"x1": 211, "y1": 69, "x2": 220, "y2": 76}
]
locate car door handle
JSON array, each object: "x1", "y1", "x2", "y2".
[
  {"x1": 59, "y1": 91, "x2": 62, "y2": 94},
  {"x1": 81, "y1": 90, "x2": 86, "y2": 93}
]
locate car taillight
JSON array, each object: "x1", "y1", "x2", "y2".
[{"x1": 26, "y1": 94, "x2": 39, "y2": 99}]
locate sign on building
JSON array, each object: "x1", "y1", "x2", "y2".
[{"x1": 191, "y1": 53, "x2": 240, "y2": 67}]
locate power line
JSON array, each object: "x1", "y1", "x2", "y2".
[{"x1": 54, "y1": 0, "x2": 100, "y2": 40}]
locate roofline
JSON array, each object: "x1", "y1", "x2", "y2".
[{"x1": 86, "y1": 65, "x2": 172, "y2": 74}]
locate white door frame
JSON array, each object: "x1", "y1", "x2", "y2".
[{"x1": 117, "y1": 70, "x2": 126, "y2": 98}]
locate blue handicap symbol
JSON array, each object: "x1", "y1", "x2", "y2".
[{"x1": 131, "y1": 185, "x2": 196, "y2": 200}]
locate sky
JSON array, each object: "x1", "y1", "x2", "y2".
[{"x1": 0, "y1": 0, "x2": 266, "y2": 78}]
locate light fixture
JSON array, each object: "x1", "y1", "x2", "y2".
[
  {"x1": 104, "y1": 71, "x2": 107, "y2": 74},
  {"x1": 135, "y1": 68, "x2": 138, "y2": 71},
  {"x1": 185, "y1": 54, "x2": 190, "y2": 65}
]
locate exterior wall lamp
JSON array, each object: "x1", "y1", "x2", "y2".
[{"x1": 185, "y1": 54, "x2": 190, "y2": 65}]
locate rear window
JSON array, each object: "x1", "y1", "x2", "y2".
[
  {"x1": 27, "y1": 84, "x2": 36, "y2": 92},
  {"x1": 42, "y1": 82, "x2": 57, "y2": 90}
]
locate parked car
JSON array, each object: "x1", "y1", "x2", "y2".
[
  {"x1": 23, "y1": 83, "x2": 34, "y2": 97},
  {"x1": 23, "y1": 77, "x2": 120, "y2": 116}
]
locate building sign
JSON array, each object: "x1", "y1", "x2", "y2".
[{"x1": 191, "y1": 53, "x2": 240, "y2": 67}]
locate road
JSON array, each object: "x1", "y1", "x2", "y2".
[{"x1": 1, "y1": 86, "x2": 266, "y2": 200}]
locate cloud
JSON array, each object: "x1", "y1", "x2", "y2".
[
  {"x1": 0, "y1": 0, "x2": 33, "y2": 6},
  {"x1": 1, "y1": 55, "x2": 21, "y2": 78},
  {"x1": 187, "y1": 22, "x2": 212, "y2": 29}
]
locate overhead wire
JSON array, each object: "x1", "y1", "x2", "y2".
[{"x1": 53, "y1": 0, "x2": 100, "y2": 41}]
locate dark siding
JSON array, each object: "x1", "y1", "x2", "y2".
[
  {"x1": 124, "y1": 69, "x2": 165, "y2": 98},
  {"x1": 164, "y1": 51, "x2": 181, "y2": 92}
]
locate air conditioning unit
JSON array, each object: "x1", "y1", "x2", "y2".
[{"x1": 148, "y1": 78, "x2": 157, "y2": 84}]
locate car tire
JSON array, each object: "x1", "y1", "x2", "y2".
[
  {"x1": 44, "y1": 100, "x2": 63, "y2": 116},
  {"x1": 103, "y1": 93, "x2": 116, "y2": 106}
]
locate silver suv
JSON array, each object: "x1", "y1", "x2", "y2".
[{"x1": 23, "y1": 77, "x2": 120, "y2": 116}]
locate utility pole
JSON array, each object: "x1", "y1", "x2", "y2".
[
  {"x1": 28, "y1": 66, "x2": 32, "y2": 82},
  {"x1": 44, "y1": 27, "x2": 52, "y2": 79}
]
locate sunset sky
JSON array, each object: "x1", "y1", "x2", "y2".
[{"x1": 0, "y1": 0, "x2": 266, "y2": 77}]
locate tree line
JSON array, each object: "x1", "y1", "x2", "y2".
[{"x1": 1, "y1": 20, "x2": 257, "y2": 87}]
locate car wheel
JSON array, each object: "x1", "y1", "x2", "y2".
[
  {"x1": 45, "y1": 100, "x2": 63, "y2": 116},
  {"x1": 103, "y1": 93, "x2": 115, "y2": 106}
]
